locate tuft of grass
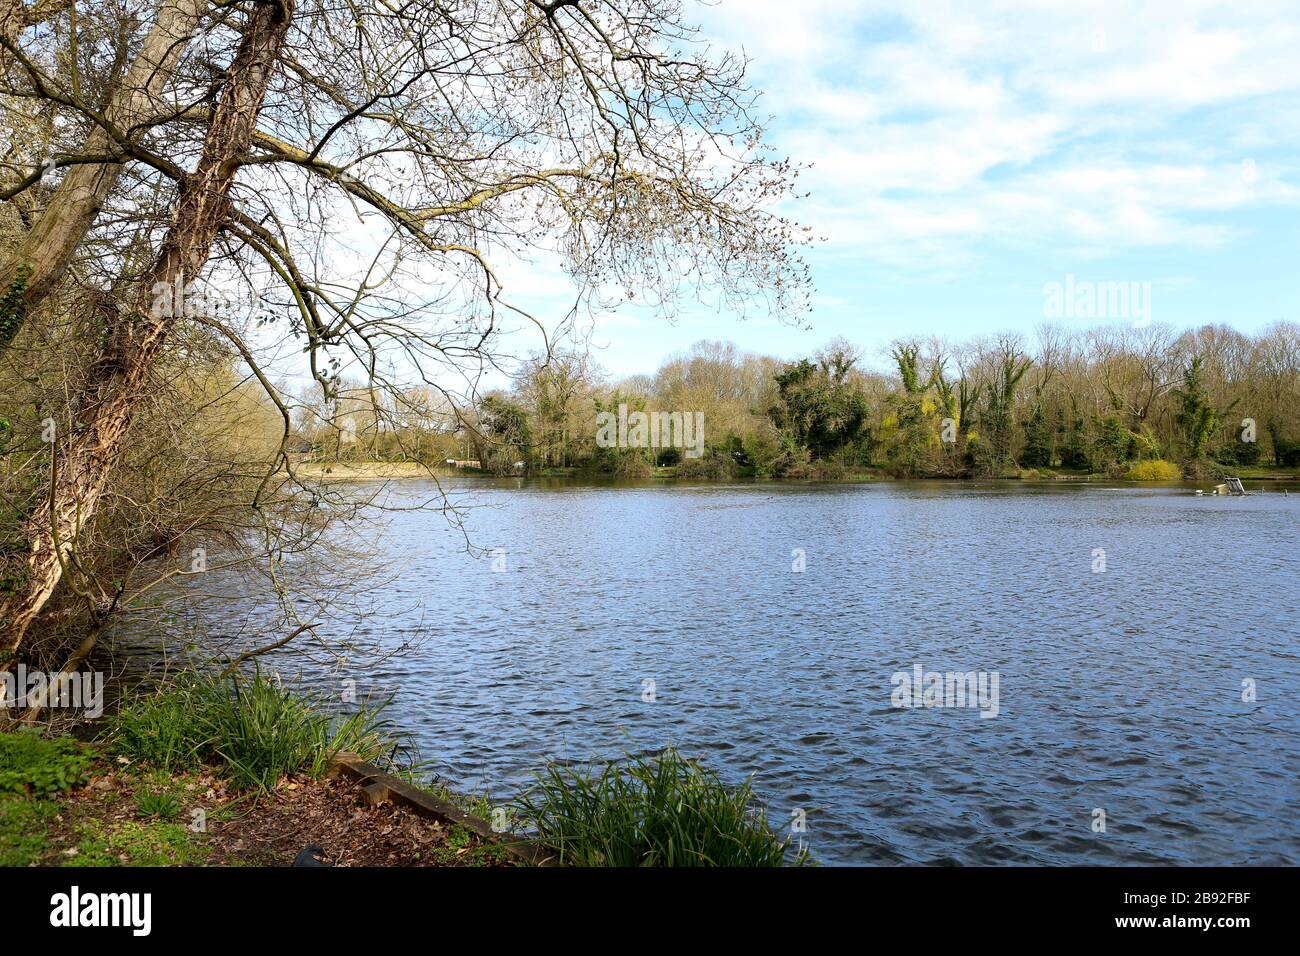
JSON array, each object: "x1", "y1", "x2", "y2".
[
  {"x1": 108, "y1": 679, "x2": 211, "y2": 773},
  {"x1": 1125, "y1": 459, "x2": 1183, "y2": 481},
  {"x1": 511, "y1": 748, "x2": 810, "y2": 867},
  {"x1": 426, "y1": 775, "x2": 496, "y2": 821},
  {"x1": 215, "y1": 679, "x2": 405, "y2": 791},
  {"x1": 0, "y1": 730, "x2": 92, "y2": 797},
  {"x1": 422, "y1": 823, "x2": 515, "y2": 867},
  {"x1": 133, "y1": 788, "x2": 182, "y2": 822},
  {"x1": 109, "y1": 671, "x2": 407, "y2": 792}
]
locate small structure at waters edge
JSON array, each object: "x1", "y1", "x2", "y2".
[{"x1": 1200, "y1": 477, "x2": 1249, "y2": 496}]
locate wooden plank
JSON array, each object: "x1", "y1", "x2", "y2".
[{"x1": 331, "y1": 753, "x2": 557, "y2": 866}]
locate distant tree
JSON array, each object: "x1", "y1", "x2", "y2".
[
  {"x1": 768, "y1": 357, "x2": 869, "y2": 463},
  {"x1": 475, "y1": 394, "x2": 532, "y2": 474},
  {"x1": 1175, "y1": 355, "x2": 1234, "y2": 461},
  {"x1": 880, "y1": 343, "x2": 936, "y2": 477},
  {"x1": 1020, "y1": 403, "x2": 1053, "y2": 469},
  {"x1": 515, "y1": 351, "x2": 600, "y2": 469},
  {"x1": 978, "y1": 339, "x2": 1032, "y2": 476},
  {"x1": 1091, "y1": 414, "x2": 1135, "y2": 474},
  {"x1": 1059, "y1": 399, "x2": 1090, "y2": 470}
]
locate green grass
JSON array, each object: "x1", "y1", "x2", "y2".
[
  {"x1": 66, "y1": 818, "x2": 209, "y2": 867},
  {"x1": 511, "y1": 748, "x2": 810, "y2": 867},
  {"x1": 0, "y1": 730, "x2": 92, "y2": 797},
  {"x1": 422, "y1": 823, "x2": 515, "y2": 867},
  {"x1": 110, "y1": 671, "x2": 407, "y2": 792},
  {"x1": 0, "y1": 731, "x2": 210, "y2": 866},
  {"x1": 1231, "y1": 464, "x2": 1300, "y2": 479},
  {"x1": 108, "y1": 678, "x2": 210, "y2": 772},
  {"x1": 426, "y1": 776, "x2": 496, "y2": 821},
  {"x1": 0, "y1": 797, "x2": 59, "y2": 865}
]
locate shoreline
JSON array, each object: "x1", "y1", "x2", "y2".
[
  {"x1": 290, "y1": 461, "x2": 1300, "y2": 484},
  {"x1": 293, "y1": 462, "x2": 458, "y2": 480}
]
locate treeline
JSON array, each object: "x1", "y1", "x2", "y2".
[{"x1": 298, "y1": 322, "x2": 1300, "y2": 480}]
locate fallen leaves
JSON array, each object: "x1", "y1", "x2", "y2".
[{"x1": 46, "y1": 762, "x2": 518, "y2": 868}]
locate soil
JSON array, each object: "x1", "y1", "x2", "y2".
[{"x1": 43, "y1": 765, "x2": 518, "y2": 867}]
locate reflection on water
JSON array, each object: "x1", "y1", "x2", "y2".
[{"x1": 113, "y1": 478, "x2": 1300, "y2": 865}]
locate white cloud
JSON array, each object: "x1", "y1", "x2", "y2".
[{"x1": 699, "y1": 0, "x2": 1300, "y2": 266}]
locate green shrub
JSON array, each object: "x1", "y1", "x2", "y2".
[
  {"x1": 1232, "y1": 440, "x2": 1261, "y2": 465},
  {"x1": 109, "y1": 678, "x2": 212, "y2": 773},
  {"x1": 1124, "y1": 459, "x2": 1182, "y2": 481},
  {"x1": 675, "y1": 452, "x2": 734, "y2": 480},
  {"x1": 208, "y1": 674, "x2": 398, "y2": 791},
  {"x1": 779, "y1": 458, "x2": 846, "y2": 480},
  {"x1": 512, "y1": 748, "x2": 810, "y2": 867},
  {"x1": 0, "y1": 731, "x2": 92, "y2": 797},
  {"x1": 110, "y1": 671, "x2": 405, "y2": 792},
  {"x1": 1274, "y1": 438, "x2": 1300, "y2": 468},
  {"x1": 611, "y1": 453, "x2": 653, "y2": 480}
]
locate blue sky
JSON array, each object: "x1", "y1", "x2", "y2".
[{"x1": 498, "y1": 0, "x2": 1300, "y2": 379}]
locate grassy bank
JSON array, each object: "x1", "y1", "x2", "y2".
[
  {"x1": 1, "y1": 673, "x2": 513, "y2": 867},
  {"x1": 2, "y1": 672, "x2": 807, "y2": 867}
]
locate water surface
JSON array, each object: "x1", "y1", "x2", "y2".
[{"x1": 120, "y1": 479, "x2": 1300, "y2": 865}]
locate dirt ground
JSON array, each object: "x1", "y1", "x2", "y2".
[{"x1": 39, "y1": 765, "x2": 518, "y2": 867}]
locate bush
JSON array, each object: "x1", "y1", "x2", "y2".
[
  {"x1": 110, "y1": 671, "x2": 404, "y2": 792},
  {"x1": 1274, "y1": 439, "x2": 1300, "y2": 468},
  {"x1": 512, "y1": 748, "x2": 809, "y2": 867},
  {"x1": 0, "y1": 731, "x2": 92, "y2": 797},
  {"x1": 1124, "y1": 459, "x2": 1182, "y2": 481},
  {"x1": 1233, "y1": 440, "x2": 1261, "y2": 466},
  {"x1": 738, "y1": 422, "x2": 792, "y2": 477},
  {"x1": 779, "y1": 458, "x2": 846, "y2": 480},
  {"x1": 109, "y1": 678, "x2": 211, "y2": 773},
  {"x1": 675, "y1": 453, "x2": 734, "y2": 480}
]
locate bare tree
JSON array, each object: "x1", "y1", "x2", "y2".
[
  {"x1": 0, "y1": 1, "x2": 809, "y2": 658},
  {"x1": 2, "y1": 0, "x2": 295, "y2": 655},
  {"x1": 1, "y1": 0, "x2": 212, "y2": 346}
]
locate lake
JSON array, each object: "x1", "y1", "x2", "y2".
[{"x1": 118, "y1": 478, "x2": 1300, "y2": 865}]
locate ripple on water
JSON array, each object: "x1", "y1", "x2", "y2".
[{"x1": 111, "y1": 479, "x2": 1300, "y2": 865}]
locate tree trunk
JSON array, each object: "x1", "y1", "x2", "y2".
[
  {"x1": 0, "y1": 0, "x2": 210, "y2": 352},
  {"x1": 0, "y1": 0, "x2": 294, "y2": 657}
]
